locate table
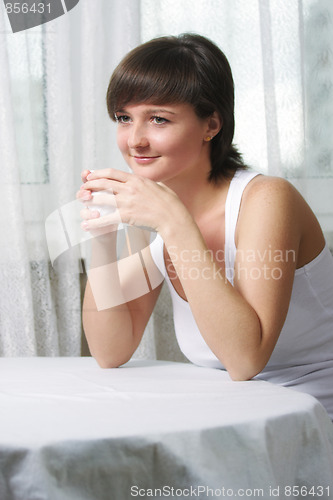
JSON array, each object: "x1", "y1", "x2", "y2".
[{"x1": 0, "y1": 358, "x2": 332, "y2": 500}]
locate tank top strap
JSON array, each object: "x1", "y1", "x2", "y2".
[{"x1": 224, "y1": 169, "x2": 261, "y2": 284}]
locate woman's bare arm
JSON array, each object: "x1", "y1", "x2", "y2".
[
  {"x1": 82, "y1": 231, "x2": 163, "y2": 368},
  {"x1": 160, "y1": 177, "x2": 308, "y2": 380}
]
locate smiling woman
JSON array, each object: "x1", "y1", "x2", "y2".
[
  {"x1": 113, "y1": 102, "x2": 221, "y2": 184},
  {"x1": 106, "y1": 33, "x2": 245, "y2": 183},
  {"x1": 77, "y1": 33, "x2": 333, "y2": 421}
]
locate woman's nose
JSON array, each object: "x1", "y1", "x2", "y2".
[{"x1": 127, "y1": 124, "x2": 149, "y2": 149}]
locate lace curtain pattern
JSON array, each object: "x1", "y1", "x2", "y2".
[
  {"x1": 0, "y1": 0, "x2": 332, "y2": 358},
  {"x1": 0, "y1": 0, "x2": 144, "y2": 356}
]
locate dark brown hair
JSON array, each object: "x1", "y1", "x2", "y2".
[{"x1": 106, "y1": 33, "x2": 246, "y2": 182}]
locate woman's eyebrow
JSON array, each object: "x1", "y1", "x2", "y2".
[
  {"x1": 144, "y1": 108, "x2": 177, "y2": 115},
  {"x1": 117, "y1": 108, "x2": 177, "y2": 115}
]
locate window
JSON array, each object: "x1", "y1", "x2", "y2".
[{"x1": 6, "y1": 24, "x2": 49, "y2": 184}]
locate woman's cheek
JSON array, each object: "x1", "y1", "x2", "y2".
[{"x1": 116, "y1": 131, "x2": 126, "y2": 154}]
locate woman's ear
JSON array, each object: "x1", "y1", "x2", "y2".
[{"x1": 205, "y1": 111, "x2": 223, "y2": 139}]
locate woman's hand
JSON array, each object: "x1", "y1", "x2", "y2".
[
  {"x1": 77, "y1": 168, "x2": 191, "y2": 237},
  {"x1": 77, "y1": 169, "x2": 123, "y2": 237}
]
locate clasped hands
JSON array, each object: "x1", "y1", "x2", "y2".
[{"x1": 76, "y1": 168, "x2": 185, "y2": 236}]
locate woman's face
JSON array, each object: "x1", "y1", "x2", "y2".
[{"x1": 115, "y1": 102, "x2": 212, "y2": 184}]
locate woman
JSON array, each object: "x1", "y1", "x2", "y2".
[{"x1": 77, "y1": 34, "x2": 333, "y2": 420}]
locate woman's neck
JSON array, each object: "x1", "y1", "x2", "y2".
[{"x1": 165, "y1": 169, "x2": 231, "y2": 221}]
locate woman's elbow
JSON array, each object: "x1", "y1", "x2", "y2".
[
  {"x1": 226, "y1": 356, "x2": 267, "y2": 381},
  {"x1": 96, "y1": 359, "x2": 120, "y2": 369},
  {"x1": 93, "y1": 353, "x2": 131, "y2": 369},
  {"x1": 228, "y1": 369, "x2": 256, "y2": 382}
]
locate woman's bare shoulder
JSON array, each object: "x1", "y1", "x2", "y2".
[
  {"x1": 243, "y1": 173, "x2": 299, "y2": 202},
  {"x1": 239, "y1": 174, "x2": 302, "y2": 224},
  {"x1": 238, "y1": 173, "x2": 325, "y2": 266}
]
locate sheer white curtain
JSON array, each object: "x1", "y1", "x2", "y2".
[
  {"x1": 143, "y1": 0, "x2": 333, "y2": 360},
  {"x1": 0, "y1": 0, "x2": 332, "y2": 358},
  {"x1": 0, "y1": 0, "x2": 147, "y2": 356},
  {"x1": 141, "y1": 0, "x2": 333, "y2": 242}
]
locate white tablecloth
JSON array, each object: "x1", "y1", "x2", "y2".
[{"x1": 0, "y1": 358, "x2": 332, "y2": 500}]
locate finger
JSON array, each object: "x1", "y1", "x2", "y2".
[
  {"x1": 81, "y1": 179, "x2": 124, "y2": 194},
  {"x1": 76, "y1": 189, "x2": 92, "y2": 201},
  {"x1": 86, "y1": 168, "x2": 131, "y2": 183},
  {"x1": 88, "y1": 191, "x2": 118, "y2": 208},
  {"x1": 81, "y1": 169, "x2": 91, "y2": 183},
  {"x1": 80, "y1": 207, "x2": 101, "y2": 220},
  {"x1": 81, "y1": 210, "x2": 122, "y2": 231}
]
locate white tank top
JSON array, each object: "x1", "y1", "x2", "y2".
[{"x1": 150, "y1": 169, "x2": 333, "y2": 419}]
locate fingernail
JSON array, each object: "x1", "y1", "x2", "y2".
[{"x1": 81, "y1": 222, "x2": 89, "y2": 230}]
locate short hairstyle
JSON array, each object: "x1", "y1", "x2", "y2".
[{"x1": 106, "y1": 33, "x2": 246, "y2": 182}]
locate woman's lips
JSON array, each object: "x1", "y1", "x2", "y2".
[{"x1": 131, "y1": 155, "x2": 160, "y2": 164}]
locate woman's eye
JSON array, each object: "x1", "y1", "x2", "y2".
[
  {"x1": 116, "y1": 115, "x2": 131, "y2": 124},
  {"x1": 152, "y1": 116, "x2": 168, "y2": 125}
]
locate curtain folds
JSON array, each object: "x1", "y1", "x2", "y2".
[
  {"x1": 0, "y1": 0, "x2": 146, "y2": 356},
  {"x1": 0, "y1": 0, "x2": 332, "y2": 357},
  {"x1": 0, "y1": 8, "x2": 40, "y2": 355}
]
